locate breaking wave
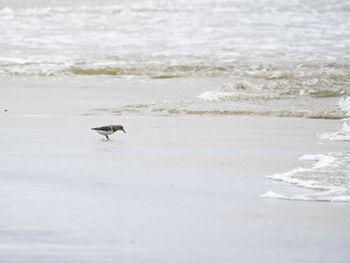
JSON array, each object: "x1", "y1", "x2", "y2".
[
  {"x1": 261, "y1": 153, "x2": 350, "y2": 202},
  {"x1": 1, "y1": 57, "x2": 349, "y2": 92},
  {"x1": 197, "y1": 82, "x2": 286, "y2": 102}
]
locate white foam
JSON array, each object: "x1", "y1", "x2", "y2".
[
  {"x1": 267, "y1": 168, "x2": 329, "y2": 190},
  {"x1": 0, "y1": 56, "x2": 74, "y2": 76},
  {"x1": 197, "y1": 84, "x2": 280, "y2": 102},
  {"x1": 299, "y1": 154, "x2": 337, "y2": 169},
  {"x1": 319, "y1": 122, "x2": 350, "y2": 141},
  {"x1": 0, "y1": 56, "x2": 29, "y2": 65},
  {"x1": 260, "y1": 191, "x2": 287, "y2": 199},
  {"x1": 197, "y1": 90, "x2": 237, "y2": 102},
  {"x1": 338, "y1": 97, "x2": 350, "y2": 116},
  {"x1": 0, "y1": 7, "x2": 14, "y2": 16},
  {"x1": 261, "y1": 189, "x2": 350, "y2": 202},
  {"x1": 263, "y1": 152, "x2": 350, "y2": 202}
]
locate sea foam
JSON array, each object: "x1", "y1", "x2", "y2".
[
  {"x1": 319, "y1": 122, "x2": 350, "y2": 141},
  {"x1": 262, "y1": 152, "x2": 350, "y2": 202},
  {"x1": 338, "y1": 97, "x2": 350, "y2": 116},
  {"x1": 197, "y1": 82, "x2": 284, "y2": 102},
  {"x1": 0, "y1": 7, "x2": 14, "y2": 16}
]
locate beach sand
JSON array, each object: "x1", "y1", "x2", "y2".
[{"x1": 0, "y1": 77, "x2": 349, "y2": 262}]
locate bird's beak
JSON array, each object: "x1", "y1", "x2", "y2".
[{"x1": 122, "y1": 129, "x2": 126, "y2": 134}]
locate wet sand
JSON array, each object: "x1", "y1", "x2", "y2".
[{"x1": 0, "y1": 78, "x2": 349, "y2": 262}]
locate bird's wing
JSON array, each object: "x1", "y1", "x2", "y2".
[{"x1": 92, "y1": 126, "x2": 111, "y2": 131}]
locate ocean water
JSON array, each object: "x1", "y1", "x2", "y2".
[
  {"x1": 1, "y1": 0, "x2": 350, "y2": 118},
  {"x1": 1, "y1": 0, "x2": 350, "y2": 202}
]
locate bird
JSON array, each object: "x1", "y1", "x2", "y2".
[{"x1": 91, "y1": 125, "x2": 126, "y2": 141}]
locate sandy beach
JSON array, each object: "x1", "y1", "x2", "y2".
[
  {"x1": 1, "y1": 0, "x2": 350, "y2": 261},
  {"x1": 1, "y1": 77, "x2": 349, "y2": 262}
]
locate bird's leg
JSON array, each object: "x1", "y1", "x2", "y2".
[{"x1": 105, "y1": 135, "x2": 110, "y2": 141}]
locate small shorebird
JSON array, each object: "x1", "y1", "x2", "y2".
[{"x1": 91, "y1": 125, "x2": 126, "y2": 141}]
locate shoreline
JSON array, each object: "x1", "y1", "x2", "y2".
[{"x1": 0, "y1": 78, "x2": 349, "y2": 262}]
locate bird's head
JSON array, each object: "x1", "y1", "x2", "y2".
[{"x1": 112, "y1": 125, "x2": 126, "y2": 134}]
